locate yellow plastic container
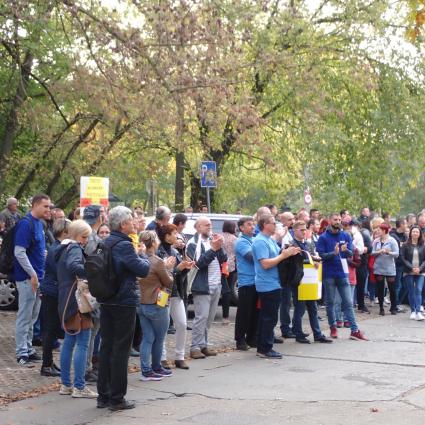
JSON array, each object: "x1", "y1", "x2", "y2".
[{"x1": 298, "y1": 263, "x2": 322, "y2": 301}]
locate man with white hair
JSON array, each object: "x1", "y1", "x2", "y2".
[
  {"x1": 97, "y1": 206, "x2": 150, "y2": 411},
  {"x1": 0, "y1": 197, "x2": 21, "y2": 232},
  {"x1": 187, "y1": 216, "x2": 227, "y2": 359},
  {"x1": 146, "y1": 206, "x2": 171, "y2": 234}
]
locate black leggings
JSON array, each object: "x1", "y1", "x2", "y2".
[{"x1": 375, "y1": 275, "x2": 396, "y2": 311}]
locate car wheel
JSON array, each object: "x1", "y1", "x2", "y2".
[{"x1": 0, "y1": 277, "x2": 18, "y2": 310}]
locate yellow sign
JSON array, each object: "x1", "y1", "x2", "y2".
[
  {"x1": 80, "y1": 176, "x2": 109, "y2": 207},
  {"x1": 298, "y1": 263, "x2": 322, "y2": 301}
]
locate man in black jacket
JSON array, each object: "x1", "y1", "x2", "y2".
[
  {"x1": 356, "y1": 219, "x2": 373, "y2": 313},
  {"x1": 390, "y1": 218, "x2": 408, "y2": 311},
  {"x1": 279, "y1": 221, "x2": 332, "y2": 344}
]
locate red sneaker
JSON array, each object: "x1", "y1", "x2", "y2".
[
  {"x1": 343, "y1": 321, "x2": 350, "y2": 328},
  {"x1": 330, "y1": 326, "x2": 338, "y2": 338},
  {"x1": 336, "y1": 321, "x2": 343, "y2": 328},
  {"x1": 350, "y1": 330, "x2": 369, "y2": 341}
]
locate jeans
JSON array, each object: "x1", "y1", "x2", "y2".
[
  {"x1": 86, "y1": 315, "x2": 100, "y2": 371},
  {"x1": 291, "y1": 286, "x2": 322, "y2": 339},
  {"x1": 97, "y1": 305, "x2": 136, "y2": 405},
  {"x1": 257, "y1": 289, "x2": 281, "y2": 354},
  {"x1": 41, "y1": 294, "x2": 62, "y2": 367},
  {"x1": 162, "y1": 297, "x2": 187, "y2": 361},
  {"x1": 138, "y1": 304, "x2": 169, "y2": 372},
  {"x1": 280, "y1": 286, "x2": 295, "y2": 335},
  {"x1": 334, "y1": 285, "x2": 355, "y2": 322},
  {"x1": 324, "y1": 278, "x2": 358, "y2": 332},
  {"x1": 15, "y1": 280, "x2": 42, "y2": 358},
  {"x1": 60, "y1": 329, "x2": 90, "y2": 390},
  {"x1": 191, "y1": 285, "x2": 221, "y2": 351},
  {"x1": 406, "y1": 275, "x2": 425, "y2": 313},
  {"x1": 395, "y1": 265, "x2": 406, "y2": 305},
  {"x1": 235, "y1": 285, "x2": 258, "y2": 346}
]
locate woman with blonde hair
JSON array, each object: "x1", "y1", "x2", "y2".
[
  {"x1": 138, "y1": 230, "x2": 174, "y2": 381},
  {"x1": 57, "y1": 219, "x2": 97, "y2": 399}
]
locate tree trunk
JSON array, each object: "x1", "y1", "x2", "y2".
[
  {"x1": 175, "y1": 150, "x2": 185, "y2": 212},
  {"x1": 0, "y1": 51, "x2": 34, "y2": 189}
]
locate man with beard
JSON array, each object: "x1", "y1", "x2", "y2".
[{"x1": 316, "y1": 213, "x2": 368, "y2": 341}]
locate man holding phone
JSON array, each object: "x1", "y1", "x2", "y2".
[{"x1": 316, "y1": 213, "x2": 368, "y2": 341}]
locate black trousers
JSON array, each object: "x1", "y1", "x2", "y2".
[
  {"x1": 257, "y1": 289, "x2": 281, "y2": 354},
  {"x1": 375, "y1": 275, "x2": 396, "y2": 311},
  {"x1": 41, "y1": 294, "x2": 62, "y2": 367},
  {"x1": 97, "y1": 304, "x2": 136, "y2": 405},
  {"x1": 235, "y1": 285, "x2": 258, "y2": 345},
  {"x1": 132, "y1": 314, "x2": 142, "y2": 350},
  {"x1": 356, "y1": 265, "x2": 368, "y2": 309}
]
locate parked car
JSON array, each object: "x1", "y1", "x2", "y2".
[{"x1": 0, "y1": 273, "x2": 18, "y2": 310}]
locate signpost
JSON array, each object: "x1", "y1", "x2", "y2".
[
  {"x1": 304, "y1": 188, "x2": 312, "y2": 206},
  {"x1": 80, "y1": 176, "x2": 109, "y2": 207},
  {"x1": 200, "y1": 161, "x2": 217, "y2": 213}
]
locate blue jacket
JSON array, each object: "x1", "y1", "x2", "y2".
[
  {"x1": 186, "y1": 233, "x2": 227, "y2": 295},
  {"x1": 40, "y1": 240, "x2": 61, "y2": 298},
  {"x1": 57, "y1": 242, "x2": 87, "y2": 323},
  {"x1": 316, "y1": 228, "x2": 353, "y2": 279},
  {"x1": 102, "y1": 231, "x2": 150, "y2": 307}
]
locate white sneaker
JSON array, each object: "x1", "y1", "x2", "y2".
[
  {"x1": 59, "y1": 384, "x2": 72, "y2": 395},
  {"x1": 420, "y1": 306, "x2": 424, "y2": 312},
  {"x1": 374, "y1": 298, "x2": 379, "y2": 304},
  {"x1": 416, "y1": 313, "x2": 425, "y2": 321},
  {"x1": 384, "y1": 297, "x2": 390, "y2": 305},
  {"x1": 72, "y1": 386, "x2": 98, "y2": 398},
  {"x1": 410, "y1": 312, "x2": 417, "y2": 320}
]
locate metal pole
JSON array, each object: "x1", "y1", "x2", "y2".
[{"x1": 206, "y1": 186, "x2": 211, "y2": 213}]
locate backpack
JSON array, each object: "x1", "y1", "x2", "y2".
[
  {"x1": 84, "y1": 239, "x2": 121, "y2": 302},
  {"x1": 0, "y1": 216, "x2": 34, "y2": 277}
]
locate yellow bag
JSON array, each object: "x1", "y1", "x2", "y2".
[
  {"x1": 156, "y1": 289, "x2": 170, "y2": 307},
  {"x1": 298, "y1": 263, "x2": 322, "y2": 301}
]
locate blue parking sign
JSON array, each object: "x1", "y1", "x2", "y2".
[{"x1": 200, "y1": 161, "x2": 217, "y2": 188}]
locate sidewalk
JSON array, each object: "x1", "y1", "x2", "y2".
[
  {"x1": 0, "y1": 301, "x2": 384, "y2": 406},
  {"x1": 0, "y1": 307, "x2": 237, "y2": 405}
]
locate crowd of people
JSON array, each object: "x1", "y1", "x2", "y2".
[{"x1": 1, "y1": 196, "x2": 424, "y2": 411}]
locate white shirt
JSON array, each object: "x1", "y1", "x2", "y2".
[{"x1": 202, "y1": 238, "x2": 222, "y2": 287}]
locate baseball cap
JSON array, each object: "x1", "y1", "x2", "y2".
[{"x1": 83, "y1": 205, "x2": 101, "y2": 225}]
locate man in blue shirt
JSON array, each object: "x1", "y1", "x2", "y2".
[
  {"x1": 234, "y1": 216, "x2": 257, "y2": 351},
  {"x1": 316, "y1": 213, "x2": 368, "y2": 341},
  {"x1": 252, "y1": 214, "x2": 300, "y2": 359},
  {"x1": 14, "y1": 193, "x2": 51, "y2": 366}
]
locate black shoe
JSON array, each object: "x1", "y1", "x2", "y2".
[
  {"x1": 314, "y1": 335, "x2": 333, "y2": 343},
  {"x1": 32, "y1": 338, "x2": 42, "y2": 347},
  {"x1": 17, "y1": 356, "x2": 34, "y2": 367},
  {"x1": 167, "y1": 326, "x2": 176, "y2": 335},
  {"x1": 109, "y1": 399, "x2": 136, "y2": 411},
  {"x1": 282, "y1": 331, "x2": 296, "y2": 339},
  {"x1": 247, "y1": 341, "x2": 257, "y2": 348},
  {"x1": 40, "y1": 366, "x2": 61, "y2": 377},
  {"x1": 236, "y1": 343, "x2": 249, "y2": 351},
  {"x1": 301, "y1": 332, "x2": 310, "y2": 338},
  {"x1": 390, "y1": 309, "x2": 397, "y2": 315},
  {"x1": 295, "y1": 336, "x2": 311, "y2": 344},
  {"x1": 28, "y1": 352, "x2": 42, "y2": 362},
  {"x1": 97, "y1": 399, "x2": 110, "y2": 409},
  {"x1": 129, "y1": 348, "x2": 140, "y2": 357},
  {"x1": 257, "y1": 350, "x2": 283, "y2": 359},
  {"x1": 379, "y1": 308, "x2": 385, "y2": 316},
  {"x1": 52, "y1": 363, "x2": 61, "y2": 373},
  {"x1": 359, "y1": 306, "x2": 370, "y2": 314},
  {"x1": 186, "y1": 326, "x2": 192, "y2": 331},
  {"x1": 317, "y1": 315, "x2": 324, "y2": 321},
  {"x1": 85, "y1": 370, "x2": 98, "y2": 382},
  {"x1": 274, "y1": 337, "x2": 284, "y2": 344}
]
